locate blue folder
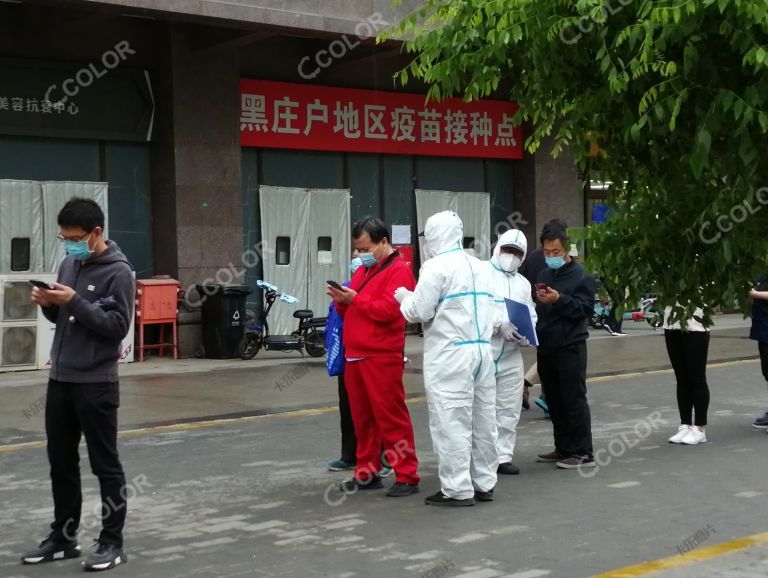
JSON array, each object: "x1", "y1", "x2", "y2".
[{"x1": 504, "y1": 298, "x2": 539, "y2": 347}]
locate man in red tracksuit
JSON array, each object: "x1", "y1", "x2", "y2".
[{"x1": 327, "y1": 216, "x2": 420, "y2": 497}]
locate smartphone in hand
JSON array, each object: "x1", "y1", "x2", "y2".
[
  {"x1": 535, "y1": 283, "x2": 550, "y2": 292},
  {"x1": 29, "y1": 279, "x2": 54, "y2": 290},
  {"x1": 327, "y1": 280, "x2": 343, "y2": 291}
]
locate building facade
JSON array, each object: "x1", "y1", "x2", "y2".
[{"x1": 0, "y1": 0, "x2": 583, "y2": 356}]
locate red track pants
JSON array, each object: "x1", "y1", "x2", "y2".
[{"x1": 344, "y1": 355, "x2": 420, "y2": 485}]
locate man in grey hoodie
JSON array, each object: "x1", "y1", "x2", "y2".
[{"x1": 22, "y1": 198, "x2": 134, "y2": 572}]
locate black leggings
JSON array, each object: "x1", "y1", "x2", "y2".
[
  {"x1": 665, "y1": 330, "x2": 710, "y2": 426},
  {"x1": 760, "y1": 341, "x2": 768, "y2": 383}
]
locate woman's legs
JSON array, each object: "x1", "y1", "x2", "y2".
[
  {"x1": 680, "y1": 332, "x2": 711, "y2": 427},
  {"x1": 686, "y1": 332, "x2": 710, "y2": 427},
  {"x1": 665, "y1": 330, "x2": 693, "y2": 425}
]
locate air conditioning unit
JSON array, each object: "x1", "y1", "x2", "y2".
[{"x1": 0, "y1": 273, "x2": 56, "y2": 372}]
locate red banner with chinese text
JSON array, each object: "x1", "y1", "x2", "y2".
[{"x1": 239, "y1": 79, "x2": 522, "y2": 159}]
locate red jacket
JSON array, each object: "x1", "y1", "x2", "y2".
[{"x1": 336, "y1": 252, "x2": 415, "y2": 358}]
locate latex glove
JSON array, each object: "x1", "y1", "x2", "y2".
[
  {"x1": 501, "y1": 321, "x2": 526, "y2": 345},
  {"x1": 394, "y1": 287, "x2": 412, "y2": 304}
]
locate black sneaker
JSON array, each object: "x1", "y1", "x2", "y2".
[
  {"x1": 752, "y1": 412, "x2": 768, "y2": 429},
  {"x1": 424, "y1": 491, "x2": 475, "y2": 507},
  {"x1": 83, "y1": 541, "x2": 127, "y2": 572},
  {"x1": 497, "y1": 462, "x2": 520, "y2": 475},
  {"x1": 339, "y1": 475, "x2": 383, "y2": 492},
  {"x1": 21, "y1": 536, "x2": 81, "y2": 565},
  {"x1": 386, "y1": 482, "x2": 420, "y2": 497},
  {"x1": 474, "y1": 488, "x2": 494, "y2": 502}
]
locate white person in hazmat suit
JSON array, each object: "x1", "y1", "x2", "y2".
[
  {"x1": 485, "y1": 228, "x2": 536, "y2": 476},
  {"x1": 394, "y1": 210, "x2": 515, "y2": 507}
]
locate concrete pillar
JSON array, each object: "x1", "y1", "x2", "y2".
[
  {"x1": 533, "y1": 138, "x2": 583, "y2": 237},
  {"x1": 150, "y1": 23, "x2": 244, "y2": 356}
]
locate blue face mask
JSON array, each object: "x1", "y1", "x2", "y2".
[
  {"x1": 349, "y1": 257, "x2": 363, "y2": 274},
  {"x1": 64, "y1": 234, "x2": 93, "y2": 261},
  {"x1": 359, "y1": 252, "x2": 378, "y2": 268},
  {"x1": 545, "y1": 255, "x2": 566, "y2": 270}
]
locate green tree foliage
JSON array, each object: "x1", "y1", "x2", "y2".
[{"x1": 386, "y1": 0, "x2": 768, "y2": 324}]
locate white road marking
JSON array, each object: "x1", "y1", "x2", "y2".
[
  {"x1": 449, "y1": 532, "x2": 489, "y2": 544},
  {"x1": 504, "y1": 570, "x2": 552, "y2": 578},
  {"x1": 607, "y1": 481, "x2": 641, "y2": 488},
  {"x1": 249, "y1": 501, "x2": 288, "y2": 510}
]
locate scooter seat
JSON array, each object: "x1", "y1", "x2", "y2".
[{"x1": 293, "y1": 310, "x2": 314, "y2": 320}]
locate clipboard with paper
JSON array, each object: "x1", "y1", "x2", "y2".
[{"x1": 504, "y1": 298, "x2": 539, "y2": 347}]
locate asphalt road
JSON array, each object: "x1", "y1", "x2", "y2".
[{"x1": 1, "y1": 357, "x2": 767, "y2": 578}]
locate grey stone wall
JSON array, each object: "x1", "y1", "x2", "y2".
[{"x1": 78, "y1": 0, "x2": 424, "y2": 37}]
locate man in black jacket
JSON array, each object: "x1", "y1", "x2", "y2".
[
  {"x1": 22, "y1": 198, "x2": 134, "y2": 571},
  {"x1": 533, "y1": 220, "x2": 596, "y2": 469}
]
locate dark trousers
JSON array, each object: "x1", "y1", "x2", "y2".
[
  {"x1": 760, "y1": 341, "x2": 768, "y2": 383},
  {"x1": 46, "y1": 380, "x2": 126, "y2": 547},
  {"x1": 537, "y1": 342, "x2": 593, "y2": 459},
  {"x1": 664, "y1": 330, "x2": 710, "y2": 426},
  {"x1": 338, "y1": 374, "x2": 357, "y2": 463}
]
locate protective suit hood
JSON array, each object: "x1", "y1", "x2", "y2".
[
  {"x1": 491, "y1": 228, "x2": 528, "y2": 272},
  {"x1": 423, "y1": 211, "x2": 463, "y2": 257}
]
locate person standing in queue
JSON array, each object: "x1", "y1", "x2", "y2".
[
  {"x1": 22, "y1": 198, "x2": 134, "y2": 571},
  {"x1": 396, "y1": 211, "x2": 510, "y2": 507},
  {"x1": 325, "y1": 253, "x2": 393, "y2": 478},
  {"x1": 534, "y1": 219, "x2": 597, "y2": 470},
  {"x1": 327, "y1": 217, "x2": 420, "y2": 497},
  {"x1": 750, "y1": 275, "x2": 768, "y2": 430},
  {"x1": 485, "y1": 229, "x2": 537, "y2": 476}
]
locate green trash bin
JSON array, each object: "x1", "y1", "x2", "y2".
[{"x1": 197, "y1": 284, "x2": 253, "y2": 359}]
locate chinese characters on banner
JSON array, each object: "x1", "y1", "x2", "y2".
[{"x1": 239, "y1": 79, "x2": 522, "y2": 159}]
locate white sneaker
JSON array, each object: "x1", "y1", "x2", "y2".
[
  {"x1": 668, "y1": 425, "x2": 691, "y2": 444},
  {"x1": 680, "y1": 427, "x2": 707, "y2": 445}
]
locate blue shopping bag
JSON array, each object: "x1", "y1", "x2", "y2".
[{"x1": 325, "y1": 301, "x2": 345, "y2": 376}]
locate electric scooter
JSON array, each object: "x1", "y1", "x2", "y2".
[
  {"x1": 590, "y1": 293, "x2": 661, "y2": 333},
  {"x1": 238, "y1": 280, "x2": 326, "y2": 359}
]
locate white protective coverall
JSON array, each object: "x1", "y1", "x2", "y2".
[
  {"x1": 399, "y1": 211, "x2": 499, "y2": 499},
  {"x1": 486, "y1": 229, "x2": 537, "y2": 465}
]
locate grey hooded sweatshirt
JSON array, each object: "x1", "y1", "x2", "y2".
[{"x1": 42, "y1": 241, "x2": 135, "y2": 383}]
